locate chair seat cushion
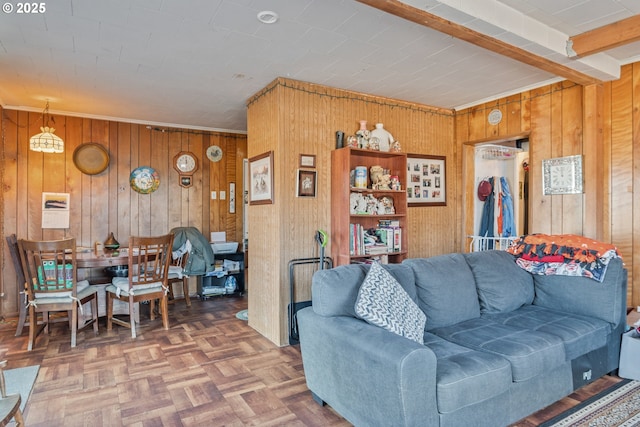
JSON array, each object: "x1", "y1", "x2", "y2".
[
  {"x1": 33, "y1": 280, "x2": 97, "y2": 304},
  {"x1": 34, "y1": 279, "x2": 91, "y2": 299},
  {"x1": 431, "y1": 317, "x2": 566, "y2": 382},
  {"x1": 424, "y1": 332, "x2": 512, "y2": 413},
  {"x1": 107, "y1": 277, "x2": 164, "y2": 297},
  {"x1": 167, "y1": 265, "x2": 184, "y2": 279}
]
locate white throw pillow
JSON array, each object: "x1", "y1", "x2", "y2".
[{"x1": 355, "y1": 262, "x2": 426, "y2": 344}]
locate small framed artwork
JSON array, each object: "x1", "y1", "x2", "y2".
[
  {"x1": 296, "y1": 169, "x2": 317, "y2": 197},
  {"x1": 300, "y1": 154, "x2": 316, "y2": 168},
  {"x1": 542, "y1": 154, "x2": 583, "y2": 195},
  {"x1": 249, "y1": 151, "x2": 274, "y2": 205},
  {"x1": 406, "y1": 154, "x2": 446, "y2": 206}
]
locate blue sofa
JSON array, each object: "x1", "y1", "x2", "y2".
[{"x1": 297, "y1": 250, "x2": 627, "y2": 427}]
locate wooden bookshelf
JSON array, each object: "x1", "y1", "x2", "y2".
[{"x1": 331, "y1": 147, "x2": 408, "y2": 266}]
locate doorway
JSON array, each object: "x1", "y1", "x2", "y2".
[{"x1": 463, "y1": 134, "x2": 529, "y2": 252}]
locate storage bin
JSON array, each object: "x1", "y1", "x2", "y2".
[{"x1": 618, "y1": 329, "x2": 640, "y2": 380}]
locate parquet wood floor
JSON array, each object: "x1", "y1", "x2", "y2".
[{"x1": 0, "y1": 295, "x2": 622, "y2": 426}]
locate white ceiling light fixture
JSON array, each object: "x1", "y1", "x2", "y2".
[
  {"x1": 29, "y1": 101, "x2": 64, "y2": 153},
  {"x1": 257, "y1": 10, "x2": 278, "y2": 24}
]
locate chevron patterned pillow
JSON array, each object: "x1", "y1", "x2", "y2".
[{"x1": 355, "y1": 262, "x2": 426, "y2": 344}]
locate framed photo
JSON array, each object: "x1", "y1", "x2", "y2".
[
  {"x1": 543, "y1": 154, "x2": 583, "y2": 195},
  {"x1": 300, "y1": 154, "x2": 316, "y2": 168},
  {"x1": 296, "y1": 169, "x2": 317, "y2": 197},
  {"x1": 406, "y1": 154, "x2": 446, "y2": 206},
  {"x1": 249, "y1": 151, "x2": 274, "y2": 205}
]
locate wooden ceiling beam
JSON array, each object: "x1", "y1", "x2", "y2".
[
  {"x1": 356, "y1": 0, "x2": 601, "y2": 86},
  {"x1": 567, "y1": 14, "x2": 640, "y2": 58}
]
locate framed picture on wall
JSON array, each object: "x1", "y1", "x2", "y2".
[
  {"x1": 296, "y1": 169, "x2": 317, "y2": 197},
  {"x1": 249, "y1": 151, "x2": 274, "y2": 205},
  {"x1": 406, "y1": 154, "x2": 446, "y2": 206}
]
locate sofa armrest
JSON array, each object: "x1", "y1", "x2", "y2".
[{"x1": 298, "y1": 307, "x2": 438, "y2": 427}]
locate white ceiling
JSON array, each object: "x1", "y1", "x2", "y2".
[{"x1": 0, "y1": 0, "x2": 638, "y2": 133}]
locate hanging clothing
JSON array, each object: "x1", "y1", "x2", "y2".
[
  {"x1": 500, "y1": 176, "x2": 515, "y2": 237},
  {"x1": 479, "y1": 177, "x2": 495, "y2": 242},
  {"x1": 170, "y1": 227, "x2": 215, "y2": 275}
]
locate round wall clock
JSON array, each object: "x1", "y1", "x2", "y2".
[
  {"x1": 130, "y1": 166, "x2": 160, "y2": 194},
  {"x1": 173, "y1": 151, "x2": 199, "y2": 188},
  {"x1": 173, "y1": 151, "x2": 198, "y2": 174},
  {"x1": 206, "y1": 145, "x2": 223, "y2": 162}
]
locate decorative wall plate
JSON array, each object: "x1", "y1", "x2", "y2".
[
  {"x1": 73, "y1": 143, "x2": 110, "y2": 175},
  {"x1": 130, "y1": 166, "x2": 160, "y2": 194},
  {"x1": 206, "y1": 145, "x2": 223, "y2": 162}
]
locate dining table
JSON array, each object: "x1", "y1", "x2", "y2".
[
  {"x1": 75, "y1": 249, "x2": 141, "y2": 321},
  {"x1": 76, "y1": 249, "x2": 130, "y2": 269}
]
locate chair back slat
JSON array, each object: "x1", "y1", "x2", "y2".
[
  {"x1": 5, "y1": 234, "x2": 26, "y2": 289},
  {"x1": 18, "y1": 238, "x2": 78, "y2": 298},
  {"x1": 128, "y1": 234, "x2": 174, "y2": 288}
]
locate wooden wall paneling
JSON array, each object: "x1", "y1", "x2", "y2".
[
  {"x1": 528, "y1": 86, "x2": 553, "y2": 234},
  {"x1": 582, "y1": 84, "x2": 605, "y2": 240},
  {"x1": 548, "y1": 83, "x2": 565, "y2": 236},
  {"x1": 601, "y1": 82, "x2": 612, "y2": 244},
  {"x1": 128, "y1": 124, "x2": 141, "y2": 240},
  {"x1": 1, "y1": 109, "x2": 19, "y2": 317},
  {"x1": 167, "y1": 129, "x2": 183, "y2": 229},
  {"x1": 247, "y1": 79, "x2": 282, "y2": 344},
  {"x1": 16, "y1": 111, "x2": 29, "y2": 242},
  {"x1": 138, "y1": 126, "x2": 152, "y2": 237},
  {"x1": 107, "y1": 122, "x2": 120, "y2": 246},
  {"x1": 610, "y1": 66, "x2": 633, "y2": 299},
  {"x1": 560, "y1": 83, "x2": 583, "y2": 235},
  {"x1": 90, "y1": 120, "x2": 110, "y2": 243},
  {"x1": 116, "y1": 122, "x2": 132, "y2": 246},
  {"x1": 65, "y1": 116, "x2": 83, "y2": 244},
  {"x1": 189, "y1": 133, "x2": 204, "y2": 231},
  {"x1": 632, "y1": 63, "x2": 640, "y2": 307},
  {"x1": 506, "y1": 94, "x2": 523, "y2": 135},
  {"x1": 26, "y1": 112, "x2": 45, "y2": 240},
  {"x1": 150, "y1": 129, "x2": 168, "y2": 235},
  {"x1": 209, "y1": 135, "x2": 223, "y2": 237}
]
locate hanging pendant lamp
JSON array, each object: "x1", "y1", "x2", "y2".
[{"x1": 29, "y1": 101, "x2": 64, "y2": 153}]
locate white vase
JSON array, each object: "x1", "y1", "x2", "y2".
[{"x1": 370, "y1": 123, "x2": 394, "y2": 152}]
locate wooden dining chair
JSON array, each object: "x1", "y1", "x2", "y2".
[
  {"x1": 0, "y1": 360, "x2": 24, "y2": 427},
  {"x1": 106, "y1": 234, "x2": 174, "y2": 338},
  {"x1": 6, "y1": 234, "x2": 29, "y2": 337},
  {"x1": 17, "y1": 237, "x2": 99, "y2": 351},
  {"x1": 167, "y1": 252, "x2": 191, "y2": 307}
]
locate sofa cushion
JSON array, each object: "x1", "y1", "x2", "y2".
[
  {"x1": 482, "y1": 305, "x2": 611, "y2": 360},
  {"x1": 533, "y1": 257, "x2": 626, "y2": 326},
  {"x1": 404, "y1": 254, "x2": 480, "y2": 330},
  {"x1": 464, "y1": 250, "x2": 534, "y2": 314},
  {"x1": 312, "y1": 263, "x2": 417, "y2": 318},
  {"x1": 423, "y1": 332, "x2": 512, "y2": 413},
  {"x1": 355, "y1": 262, "x2": 426, "y2": 344},
  {"x1": 431, "y1": 318, "x2": 566, "y2": 382}
]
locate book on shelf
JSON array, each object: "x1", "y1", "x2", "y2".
[{"x1": 350, "y1": 223, "x2": 402, "y2": 256}]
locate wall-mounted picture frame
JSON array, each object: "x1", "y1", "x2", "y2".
[
  {"x1": 407, "y1": 154, "x2": 446, "y2": 206},
  {"x1": 542, "y1": 154, "x2": 583, "y2": 195},
  {"x1": 300, "y1": 154, "x2": 316, "y2": 168},
  {"x1": 249, "y1": 151, "x2": 274, "y2": 205},
  {"x1": 296, "y1": 169, "x2": 317, "y2": 197}
]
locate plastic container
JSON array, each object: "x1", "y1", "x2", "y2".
[{"x1": 354, "y1": 166, "x2": 367, "y2": 188}]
